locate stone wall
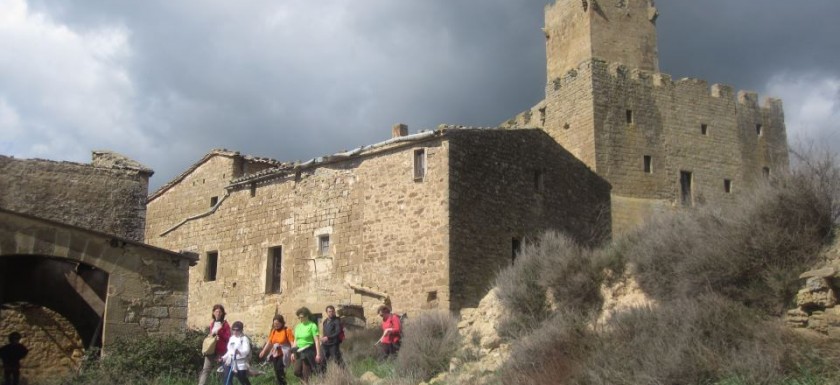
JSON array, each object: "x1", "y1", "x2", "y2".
[
  {"x1": 0, "y1": 151, "x2": 152, "y2": 242},
  {"x1": 447, "y1": 128, "x2": 611, "y2": 310},
  {"x1": 145, "y1": 138, "x2": 451, "y2": 332},
  {"x1": 786, "y1": 267, "x2": 840, "y2": 338},
  {"x1": 0, "y1": 304, "x2": 84, "y2": 384}
]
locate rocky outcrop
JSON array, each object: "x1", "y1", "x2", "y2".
[{"x1": 785, "y1": 266, "x2": 840, "y2": 338}]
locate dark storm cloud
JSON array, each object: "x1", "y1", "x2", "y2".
[{"x1": 4, "y1": 0, "x2": 839, "y2": 190}]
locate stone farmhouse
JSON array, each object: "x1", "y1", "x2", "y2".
[{"x1": 145, "y1": 0, "x2": 789, "y2": 330}]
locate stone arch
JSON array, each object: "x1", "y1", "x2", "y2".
[{"x1": 0, "y1": 208, "x2": 195, "y2": 349}]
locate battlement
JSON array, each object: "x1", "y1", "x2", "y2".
[{"x1": 552, "y1": 59, "x2": 784, "y2": 112}]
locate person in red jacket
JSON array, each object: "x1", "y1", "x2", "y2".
[
  {"x1": 376, "y1": 305, "x2": 401, "y2": 358},
  {"x1": 198, "y1": 304, "x2": 231, "y2": 385}
]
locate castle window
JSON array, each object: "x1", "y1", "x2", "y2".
[
  {"x1": 318, "y1": 235, "x2": 330, "y2": 256},
  {"x1": 512, "y1": 237, "x2": 522, "y2": 263},
  {"x1": 205, "y1": 251, "x2": 218, "y2": 282},
  {"x1": 267, "y1": 246, "x2": 282, "y2": 294},
  {"x1": 210, "y1": 196, "x2": 218, "y2": 207},
  {"x1": 680, "y1": 171, "x2": 693, "y2": 207},
  {"x1": 724, "y1": 179, "x2": 732, "y2": 193},
  {"x1": 756, "y1": 124, "x2": 763, "y2": 136},
  {"x1": 534, "y1": 169, "x2": 545, "y2": 192},
  {"x1": 626, "y1": 110, "x2": 634, "y2": 124},
  {"x1": 643, "y1": 156, "x2": 653, "y2": 173},
  {"x1": 250, "y1": 183, "x2": 256, "y2": 197},
  {"x1": 763, "y1": 167, "x2": 770, "y2": 178},
  {"x1": 414, "y1": 148, "x2": 426, "y2": 181},
  {"x1": 701, "y1": 124, "x2": 708, "y2": 136}
]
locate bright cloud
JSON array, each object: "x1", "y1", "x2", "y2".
[
  {"x1": 765, "y1": 73, "x2": 840, "y2": 152},
  {"x1": 0, "y1": 0, "x2": 142, "y2": 162}
]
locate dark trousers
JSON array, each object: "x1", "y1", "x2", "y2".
[
  {"x1": 4, "y1": 368, "x2": 20, "y2": 385},
  {"x1": 379, "y1": 342, "x2": 399, "y2": 359},
  {"x1": 271, "y1": 356, "x2": 286, "y2": 385},
  {"x1": 225, "y1": 366, "x2": 252, "y2": 385},
  {"x1": 323, "y1": 343, "x2": 343, "y2": 367},
  {"x1": 293, "y1": 348, "x2": 317, "y2": 383}
]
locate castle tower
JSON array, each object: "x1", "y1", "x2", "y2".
[{"x1": 545, "y1": 0, "x2": 659, "y2": 81}]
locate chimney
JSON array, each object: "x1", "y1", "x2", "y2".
[{"x1": 392, "y1": 123, "x2": 408, "y2": 138}]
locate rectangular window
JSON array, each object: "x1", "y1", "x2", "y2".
[
  {"x1": 643, "y1": 155, "x2": 652, "y2": 173},
  {"x1": 701, "y1": 124, "x2": 708, "y2": 136},
  {"x1": 763, "y1": 167, "x2": 770, "y2": 178},
  {"x1": 210, "y1": 196, "x2": 219, "y2": 207},
  {"x1": 413, "y1": 149, "x2": 426, "y2": 180},
  {"x1": 756, "y1": 124, "x2": 763, "y2": 136},
  {"x1": 267, "y1": 246, "x2": 282, "y2": 294},
  {"x1": 318, "y1": 235, "x2": 330, "y2": 256},
  {"x1": 680, "y1": 171, "x2": 693, "y2": 207},
  {"x1": 626, "y1": 109, "x2": 634, "y2": 124},
  {"x1": 250, "y1": 183, "x2": 256, "y2": 197},
  {"x1": 724, "y1": 179, "x2": 732, "y2": 193},
  {"x1": 205, "y1": 251, "x2": 218, "y2": 282}
]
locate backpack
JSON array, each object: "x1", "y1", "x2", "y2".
[{"x1": 338, "y1": 320, "x2": 345, "y2": 342}]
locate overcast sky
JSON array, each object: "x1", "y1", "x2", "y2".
[{"x1": 2, "y1": 0, "x2": 839, "y2": 191}]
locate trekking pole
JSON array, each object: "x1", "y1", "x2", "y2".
[{"x1": 224, "y1": 350, "x2": 238, "y2": 385}]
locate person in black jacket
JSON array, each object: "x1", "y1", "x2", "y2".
[
  {"x1": 319, "y1": 305, "x2": 344, "y2": 367},
  {"x1": 0, "y1": 332, "x2": 28, "y2": 385}
]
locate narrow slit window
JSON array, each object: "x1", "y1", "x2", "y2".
[
  {"x1": 413, "y1": 148, "x2": 426, "y2": 180},
  {"x1": 626, "y1": 109, "x2": 634, "y2": 124},
  {"x1": 643, "y1": 155, "x2": 652, "y2": 173},
  {"x1": 756, "y1": 124, "x2": 763, "y2": 136},
  {"x1": 534, "y1": 169, "x2": 545, "y2": 192},
  {"x1": 763, "y1": 167, "x2": 770, "y2": 178},
  {"x1": 205, "y1": 251, "x2": 218, "y2": 282},
  {"x1": 267, "y1": 246, "x2": 282, "y2": 293},
  {"x1": 512, "y1": 238, "x2": 522, "y2": 263},
  {"x1": 701, "y1": 124, "x2": 708, "y2": 136},
  {"x1": 210, "y1": 196, "x2": 219, "y2": 207},
  {"x1": 680, "y1": 171, "x2": 693, "y2": 207},
  {"x1": 250, "y1": 183, "x2": 256, "y2": 197},
  {"x1": 724, "y1": 179, "x2": 732, "y2": 193}
]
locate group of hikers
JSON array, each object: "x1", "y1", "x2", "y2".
[{"x1": 198, "y1": 303, "x2": 402, "y2": 385}]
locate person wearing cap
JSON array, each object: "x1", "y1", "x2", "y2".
[
  {"x1": 291, "y1": 307, "x2": 321, "y2": 383},
  {"x1": 222, "y1": 321, "x2": 252, "y2": 385}
]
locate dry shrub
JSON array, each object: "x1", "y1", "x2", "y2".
[
  {"x1": 626, "y1": 157, "x2": 838, "y2": 315},
  {"x1": 341, "y1": 326, "x2": 383, "y2": 365},
  {"x1": 495, "y1": 231, "x2": 615, "y2": 337},
  {"x1": 309, "y1": 362, "x2": 361, "y2": 385},
  {"x1": 393, "y1": 311, "x2": 460, "y2": 381}
]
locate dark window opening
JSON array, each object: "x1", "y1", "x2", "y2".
[
  {"x1": 626, "y1": 109, "x2": 634, "y2": 124},
  {"x1": 701, "y1": 124, "x2": 708, "y2": 135},
  {"x1": 680, "y1": 171, "x2": 693, "y2": 207},
  {"x1": 512, "y1": 238, "x2": 522, "y2": 263},
  {"x1": 268, "y1": 246, "x2": 282, "y2": 294},
  {"x1": 724, "y1": 179, "x2": 732, "y2": 193},
  {"x1": 414, "y1": 149, "x2": 426, "y2": 180},
  {"x1": 534, "y1": 169, "x2": 545, "y2": 192},
  {"x1": 210, "y1": 196, "x2": 218, "y2": 207},
  {"x1": 205, "y1": 251, "x2": 218, "y2": 282},
  {"x1": 643, "y1": 155, "x2": 652, "y2": 173},
  {"x1": 427, "y1": 291, "x2": 438, "y2": 302},
  {"x1": 250, "y1": 183, "x2": 256, "y2": 197},
  {"x1": 756, "y1": 124, "x2": 763, "y2": 136},
  {"x1": 318, "y1": 235, "x2": 330, "y2": 256},
  {"x1": 763, "y1": 167, "x2": 770, "y2": 178}
]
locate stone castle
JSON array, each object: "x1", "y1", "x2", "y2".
[{"x1": 144, "y1": 0, "x2": 789, "y2": 330}]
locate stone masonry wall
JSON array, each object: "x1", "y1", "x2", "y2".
[
  {"x1": 0, "y1": 152, "x2": 151, "y2": 242},
  {"x1": 447, "y1": 129, "x2": 611, "y2": 310},
  {"x1": 145, "y1": 139, "x2": 450, "y2": 332}
]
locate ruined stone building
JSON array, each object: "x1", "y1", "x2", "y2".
[
  {"x1": 145, "y1": 0, "x2": 788, "y2": 331},
  {"x1": 0, "y1": 152, "x2": 194, "y2": 381}
]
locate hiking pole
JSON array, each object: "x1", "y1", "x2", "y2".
[{"x1": 224, "y1": 350, "x2": 238, "y2": 385}]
